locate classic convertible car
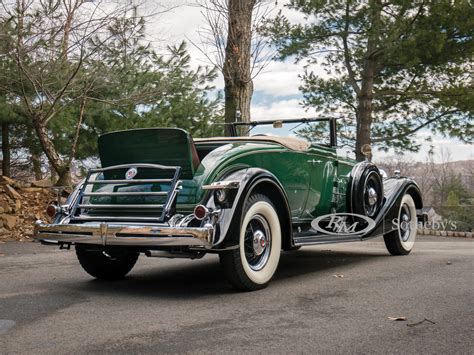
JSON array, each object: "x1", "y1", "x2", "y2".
[{"x1": 34, "y1": 118, "x2": 423, "y2": 290}]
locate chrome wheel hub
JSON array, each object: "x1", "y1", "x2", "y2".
[
  {"x1": 367, "y1": 187, "x2": 377, "y2": 206},
  {"x1": 252, "y1": 230, "x2": 267, "y2": 256},
  {"x1": 244, "y1": 214, "x2": 271, "y2": 271},
  {"x1": 363, "y1": 171, "x2": 382, "y2": 217},
  {"x1": 400, "y1": 204, "x2": 412, "y2": 242}
]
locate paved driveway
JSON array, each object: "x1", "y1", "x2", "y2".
[{"x1": 0, "y1": 236, "x2": 472, "y2": 354}]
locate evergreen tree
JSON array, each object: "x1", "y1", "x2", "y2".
[
  {"x1": 263, "y1": 0, "x2": 473, "y2": 160},
  {"x1": 0, "y1": 2, "x2": 221, "y2": 184}
]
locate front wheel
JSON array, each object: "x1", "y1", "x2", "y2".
[
  {"x1": 76, "y1": 245, "x2": 139, "y2": 280},
  {"x1": 220, "y1": 193, "x2": 282, "y2": 291},
  {"x1": 383, "y1": 194, "x2": 417, "y2": 255}
]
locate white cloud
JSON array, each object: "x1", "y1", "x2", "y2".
[
  {"x1": 251, "y1": 99, "x2": 321, "y2": 120},
  {"x1": 254, "y1": 61, "x2": 303, "y2": 97},
  {"x1": 376, "y1": 131, "x2": 473, "y2": 163}
]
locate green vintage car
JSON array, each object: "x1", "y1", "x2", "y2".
[{"x1": 34, "y1": 118, "x2": 423, "y2": 290}]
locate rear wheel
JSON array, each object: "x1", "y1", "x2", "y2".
[
  {"x1": 76, "y1": 245, "x2": 139, "y2": 280},
  {"x1": 220, "y1": 193, "x2": 281, "y2": 291},
  {"x1": 383, "y1": 194, "x2": 417, "y2": 255}
]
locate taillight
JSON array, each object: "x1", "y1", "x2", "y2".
[
  {"x1": 193, "y1": 205, "x2": 209, "y2": 220},
  {"x1": 46, "y1": 204, "x2": 60, "y2": 218}
]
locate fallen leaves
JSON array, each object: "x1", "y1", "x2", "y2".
[{"x1": 333, "y1": 273, "x2": 344, "y2": 278}]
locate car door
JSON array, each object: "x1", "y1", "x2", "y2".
[{"x1": 301, "y1": 145, "x2": 338, "y2": 219}]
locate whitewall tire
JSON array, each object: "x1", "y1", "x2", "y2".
[
  {"x1": 383, "y1": 194, "x2": 417, "y2": 255},
  {"x1": 220, "y1": 193, "x2": 281, "y2": 291}
]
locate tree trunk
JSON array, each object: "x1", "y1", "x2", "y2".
[
  {"x1": 223, "y1": 0, "x2": 256, "y2": 136},
  {"x1": 31, "y1": 116, "x2": 71, "y2": 186},
  {"x1": 31, "y1": 152, "x2": 42, "y2": 180},
  {"x1": 1, "y1": 123, "x2": 11, "y2": 177},
  {"x1": 355, "y1": 0, "x2": 381, "y2": 161},
  {"x1": 56, "y1": 167, "x2": 72, "y2": 186},
  {"x1": 355, "y1": 62, "x2": 375, "y2": 161}
]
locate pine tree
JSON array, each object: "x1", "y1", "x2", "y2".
[{"x1": 263, "y1": 0, "x2": 473, "y2": 160}]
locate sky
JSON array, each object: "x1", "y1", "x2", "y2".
[{"x1": 145, "y1": 1, "x2": 472, "y2": 163}]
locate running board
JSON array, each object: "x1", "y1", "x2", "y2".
[{"x1": 293, "y1": 232, "x2": 362, "y2": 246}]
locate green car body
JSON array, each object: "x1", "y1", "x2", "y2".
[{"x1": 34, "y1": 119, "x2": 423, "y2": 290}]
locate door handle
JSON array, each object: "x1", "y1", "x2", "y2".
[{"x1": 307, "y1": 159, "x2": 322, "y2": 164}]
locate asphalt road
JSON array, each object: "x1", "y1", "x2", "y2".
[{"x1": 0, "y1": 236, "x2": 472, "y2": 354}]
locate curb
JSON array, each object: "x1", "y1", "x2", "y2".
[{"x1": 417, "y1": 229, "x2": 473, "y2": 238}]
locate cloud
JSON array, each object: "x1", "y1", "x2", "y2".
[
  {"x1": 253, "y1": 61, "x2": 303, "y2": 97},
  {"x1": 376, "y1": 131, "x2": 473, "y2": 162},
  {"x1": 251, "y1": 99, "x2": 321, "y2": 120}
]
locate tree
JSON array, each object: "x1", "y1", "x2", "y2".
[
  {"x1": 0, "y1": 0, "x2": 131, "y2": 184},
  {"x1": 196, "y1": 0, "x2": 274, "y2": 134},
  {"x1": 1, "y1": 1, "x2": 221, "y2": 184},
  {"x1": 263, "y1": 0, "x2": 473, "y2": 160}
]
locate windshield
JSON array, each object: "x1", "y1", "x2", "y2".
[{"x1": 234, "y1": 120, "x2": 332, "y2": 146}]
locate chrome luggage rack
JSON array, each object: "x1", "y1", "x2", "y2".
[{"x1": 69, "y1": 163, "x2": 182, "y2": 224}]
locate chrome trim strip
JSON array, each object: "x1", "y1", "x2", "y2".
[
  {"x1": 78, "y1": 204, "x2": 164, "y2": 209},
  {"x1": 89, "y1": 163, "x2": 179, "y2": 173},
  {"x1": 87, "y1": 179, "x2": 172, "y2": 184},
  {"x1": 202, "y1": 180, "x2": 240, "y2": 190},
  {"x1": 72, "y1": 216, "x2": 168, "y2": 222},
  {"x1": 82, "y1": 191, "x2": 168, "y2": 196},
  {"x1": 34, "y1": 221, "x2": 213, "y2": 247}
]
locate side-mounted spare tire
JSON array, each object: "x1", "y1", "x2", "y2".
[{"x1": 348, "y1": 161, "x2": 383, "y2": 219}]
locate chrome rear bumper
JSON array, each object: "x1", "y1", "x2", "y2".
[{"x1": 33, "y1": 221, "x2": 213, "y2": 248}]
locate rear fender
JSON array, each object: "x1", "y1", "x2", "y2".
[{"x1": 204, "y1": 168, "x2": 292, "y2": 247}]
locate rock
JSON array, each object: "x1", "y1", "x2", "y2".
[
  {"x1": 0, "y1": 201, "x2": 11, "y2": 213},
  {"x1": 5, "y1": 185, "x2": 21, "y2": 200},
  {"x1": 1, "y1": 215, "x2": 17, "y2": 230},
  {"x1": 0, "y1": 176, "x2": 17, "y2": 186},
  {"x1": 11, "y1": 200, "x2": 21, "y2": 213},
  {"x1": 0, "y1": 207, "x2": 3, "y2": 214},
  {"x1": 31, "y1": 179, "x2": 54, "y2": 188},
  {"x1": 21, "y1": 187, "x2": 43, "y2": 193}
]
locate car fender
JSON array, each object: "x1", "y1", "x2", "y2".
[
  {"x1": 362, "y1": 177, "x2": 423, "y2": 239},
  {"x1": 203, "y1": 167, "x2": 292, "y2": 247}
]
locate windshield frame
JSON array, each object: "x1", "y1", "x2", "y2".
[{"x1": 229, "y1": 118, "x2": 337, "y2": 148}]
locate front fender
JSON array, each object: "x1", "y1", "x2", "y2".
[
  {"x1": 363, "y1": 177, "x2": 423, "y2": 239},
  {"x1": 204, "y1": 168, "x2": 291, "y2": 247}
]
